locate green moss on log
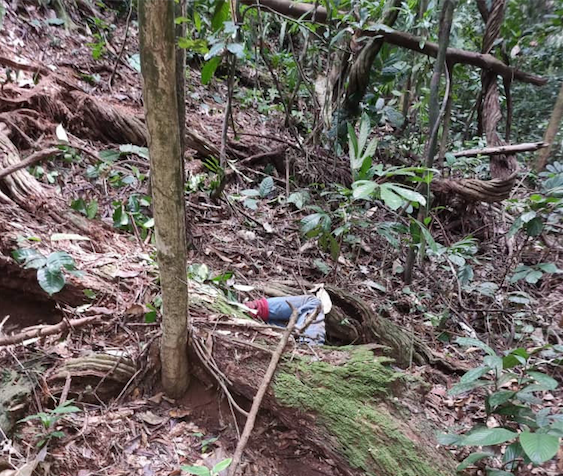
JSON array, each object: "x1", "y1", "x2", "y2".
[{"x1": 274, "y1": 347, "x2": 450, "y2": 476}]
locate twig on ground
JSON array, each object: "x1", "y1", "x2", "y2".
[
  {"x1": 0, "y1": 315, "x2": 101, "y2": 347},
  {"x1": 228, "y1": 303, "x2": 301, "y2": 476},
  {"x1": 0, "y1": 147, "x2": 62, "y2": 180}
]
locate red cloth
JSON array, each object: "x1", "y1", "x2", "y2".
[{"x1": 246, "y1": 298, "x2": 269, "y2": 321}]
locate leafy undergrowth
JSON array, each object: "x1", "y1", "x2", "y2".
[{"x1": 0, "y1": 1, "x2": 562, "y2": 476}]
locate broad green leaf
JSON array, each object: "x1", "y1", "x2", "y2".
[
  {"x1": 537, "y1": 262, "x2": 559, "y2": 273},
  {"x1": 524, "y1": 270, "x2": 543, "y2": 284},
  {"x1": 119, "y1": 144, "x2": 150, "y2": 160},
  {"x1": 287, "y1": 191, "x2": 310, "y2": 209},
  {"x1": 488, "y1": 391, "x2": 516, "y2": 410},
  {"x1": 525, "y1": 217, "x2": 544, "y2": 237},
  {"x1": 300, "y1": 213, "x2": 322, "y2": 235},
  {"x1": 455, "y1": 337, "x2": 496, "y2": 356},
  {"x1": 46, "y1": 251, "x2": 75, "y2": 272},
  {"x1": 99, "y1": 149, "x2": 120, "y2": 162},
  {"x1": 363, "y1": 137, "x2": 378, "y2": 160},
  {"x1": 386, "y1": 183, "x2": 426, "y2": 205},
  {"x1": 212, "y1": 458, "x2": 232, "y2": 473},
  {"x1": 520, "y1": 210, "x2": 536, "y2": 223},
  {"x1": 37, "y1": 268, "x2": 65, "y2": 295},
  {"x1": 226, "y1": 42, "x2": 244, "y2": 58},
  {"x1": 460, "y1": 427, "x2": 517, "y2": 446},
  {"x1": 204, "y1": 42, "x2": 224, "y2": 61},
  {"x1": 181, "y1": 465, "x2": 211, "y2": 476},
  {"x1": 503, "y1": 442, "x2": 525, "y2": 470},
  {"x1": 526, "y1": 371, "x2": 558, "y2": 390},
  {"x1": 436, "y1": 432, "x2": 463, "y2": 445},
  {"x1": 352, "y1": 181, "x2": 377, "y2": 200},
  {"x1": 243, "y1": 198, "x2": 257, "y2": 210},
  {"x1": 127, "y1": 53, "x2": 141, "y2": 72},
  {"x1": 358, "y1": 114, "x2": 370, "y2": 152},
  {"x1": 486, "y1": 470, "x2": 514, "y2": 476},
  {"x1": 503, "y1": 348, "x2": 529, "y2": 369},
  {"x1": 483, "y1": 355, "x2": 503, "y2": 375},
  {"x1": 211, "y1": 0, "x2": 229, "y2": 31},
  {"x1": 259, "y1": 177, "x2": 274, "y2": 198},
  {"x1": 507, "y1": 216, "x2": 523, "y2": 237},
  {"x1": 347, "y1": 122, "x2": 358, "y2": 164},
  {"x1": 457, "y1": 452, "x2": 492, "y2": 471},
  {"x1": 313, "y1": 259, "x2": 331, "y2": 275},
  {"x1": 519, "y1": 431, "x2": 560, "y2": 464},
  {"x1": 460, "y1": 366, "x2": 491, "y2": 384},
  {"x1": 202, "y1": 56, "x2": 222, "y2": 85},
  {"x1": 379, "y1": 184, "x2": 403, "y2": 210}
]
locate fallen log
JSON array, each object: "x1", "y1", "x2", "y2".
[
  {"x1": 192, "y1": 317, "x2": 457, "y2": 476},
  {"x1": 451, "y1": 141, "x2": 547, "y2": 158},
  {"x1": 240, "y1": 0, "x2": 547, "y2": 86},
  {"x1": 0, "y1": 315, "x2": 101, "y2": 347}
]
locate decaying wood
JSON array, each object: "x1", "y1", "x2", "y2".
[
  {"x1": 452, "y1": 141, "x2": 547, "y2": 158},
  {"x1": 0, "y1": 315, "x2": 101, "y2": 347}
]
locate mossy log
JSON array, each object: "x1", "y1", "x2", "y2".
[{"x1": 192, "y1": 317, "x2": 456, "y2": 476}]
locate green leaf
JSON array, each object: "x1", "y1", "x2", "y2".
[
  {"x1": 436, "y1": 433, "x2": 463, "y2": 446},
  {"x1": 259, "y1": 176, "x2": 274, "y2": 198},
  {"x1": 181, "y1": 465, "x2": 211, "y2": 476},
  {"x1": 99, "y1": 149, "x2": 121, "y2": 162},
  {"x1": 519, "y1": 431, "x2": 560, "y2": 464},
  {"x1": 243, "y1": 198, "x2": 257, "y2": 210},
  {"x1": 525, "y1": 217, "x2": 544, "y2": 237},
  {"x1": 524, "y1": 270, "x2": 543, "y2": 284},
  {"x1": 313, "y1": 259, "x2": 331, "y2": 275},
  {"x1": 379, "y1": 184, "x2": 403, "y2": 210},
  {"x1": 460, "y1": 427, "x2": 517, "y2": 446},
  {"x1": 526, "y1": 371, "x2": 558, "y2": 390},
  {"x1": 487, "y1": 391, "x2": 516, "y2": 410},
  {"x1": 385, "y1": 184, "x2": 426, "y2": 205},
  {"x1": 37, "y1": 268, "x2": 65, "y2": 295},
  {"x1": 226, "y1": 43, "x2": 244, "y2": 58},
  {"x1": 460, "y1": 366, "x2": 491, "y2": 384},
  {"x1": 212, "y1": 458, "x2": 232, "y2": 473},
  {"x1": 486, "y1": 470, "x2": 514, "y2": 476},
  {"x1": 127, "y1": 53, "x2": 141, "y2": 72},
  {"x1": 347, "y1": 122, "x2": 359, "y2": 165},
  {"x1": 211, "y1": 0, "x2": 229, "y2": 31},
  {"x1": 46, "y1": 252, "x2": 75, "y2": 272},
  {"x1": 119, "y1": 144, "x2": 150, "y2": 160},
  {"x1": 287, "y1": 191, "x2": 310, "y2": 209},
  {"x1": 503, "y1": 442, "x2": 525, "y2": 471},
  {"x1": 455, "y1": 337, "x2": 496, "y2": 356},
  {"x1": 205, "y1": 42, "x2": 224, "y2": 60},
  {"x1": 520, "y1": 211, "x2": 536, "y2": 223},
  {"x1": 358, "y1": 114, "x2": 370, "y2": 152},
  {"x1": 352, "y1": 180, "x2": 377, "y2": 200},
  {"x1": 537, "y1": 262, "x2": 559, "y2": 273},
  {"x1": 457, "y1": 452, "x2": 492, "y2": 471}
]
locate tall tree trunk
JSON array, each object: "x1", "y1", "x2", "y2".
[
  {"x1": 404, "y1": 0, "x2": 456, "y2": 284},
  {"x1": 339, "y1": 0, "x2": 402, "y2": 122},
  {"x1": 535, "y1": 80, "x2": 563, "y2": 172},
  {"x1": 139, "y1": 0, "x2": 190, "y2": 397}
]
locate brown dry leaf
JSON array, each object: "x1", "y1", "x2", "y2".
[
  {"x1": 169, "y1": 408, "x2": 191, "y2": 419},
  {"x1": 137, "y1": 411, "x2": 168, "y2": 426},
  {"x1": 125, "y1": 304, "x2": 145, "y2": 318}
]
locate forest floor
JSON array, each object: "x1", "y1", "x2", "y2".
[{"x1": 0, "y1": 3, "x2": 562, "y2": 476}]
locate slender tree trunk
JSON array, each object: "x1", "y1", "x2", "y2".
[
  {"x1": 535, "y1": 80, "x2": 563, "y2": 172},
  {"x1": 404, "y1": 0, "x2": 456, "y2": 285},
  {"x1": 139, "y1": 0, "x2": 190, "y2": 397}
]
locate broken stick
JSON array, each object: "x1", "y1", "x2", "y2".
[
  {"x1": 0, "y1": 315, "x2": 101, "y2": 347},
  {"x1": 228, "y1": 304, "x2": 313, "y2": 476},
  {"x1": 451, "y1": 142, "x2": 547, "y2": 159}
]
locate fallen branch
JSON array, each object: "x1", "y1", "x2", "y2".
[
  {"x1": 240, "y1": 0, "x2": 546, "y2": 86},
  {"x1": 0, "y1": 147, "x2": 62, "y2": 180},
  {"x1": 228, "y1": 304, "x2": 303, "y2": 476},
  {"x1": 0, "y1": 315, "x2": 101, "y2": 347},
  {"x1": 451, "y1": 141, "x2": 547, "y2": 158}
]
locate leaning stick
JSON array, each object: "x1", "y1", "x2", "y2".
[
  {"x1": 228, "y1": 304, "x2": 314, "y2": 476},
  {"x1": 0, "y1": 315, "x2": 101, "y2": 347},
  {"x1": 451, "y1": 142, "x2": 547, "y2": 159},
  {"x1": 0, "y1": 147, "x2": 62, "y2": 180}
]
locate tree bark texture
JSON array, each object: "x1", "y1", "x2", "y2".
[
  {"x1": 342, "y1": 0, "x2": 402, "y2": 119},
  {"x1": 535, "y1": 80, "x2": 563, "y2": 172},
  {"x1": 139, "y1": 0, "x2": 190, "y2": 397}
]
